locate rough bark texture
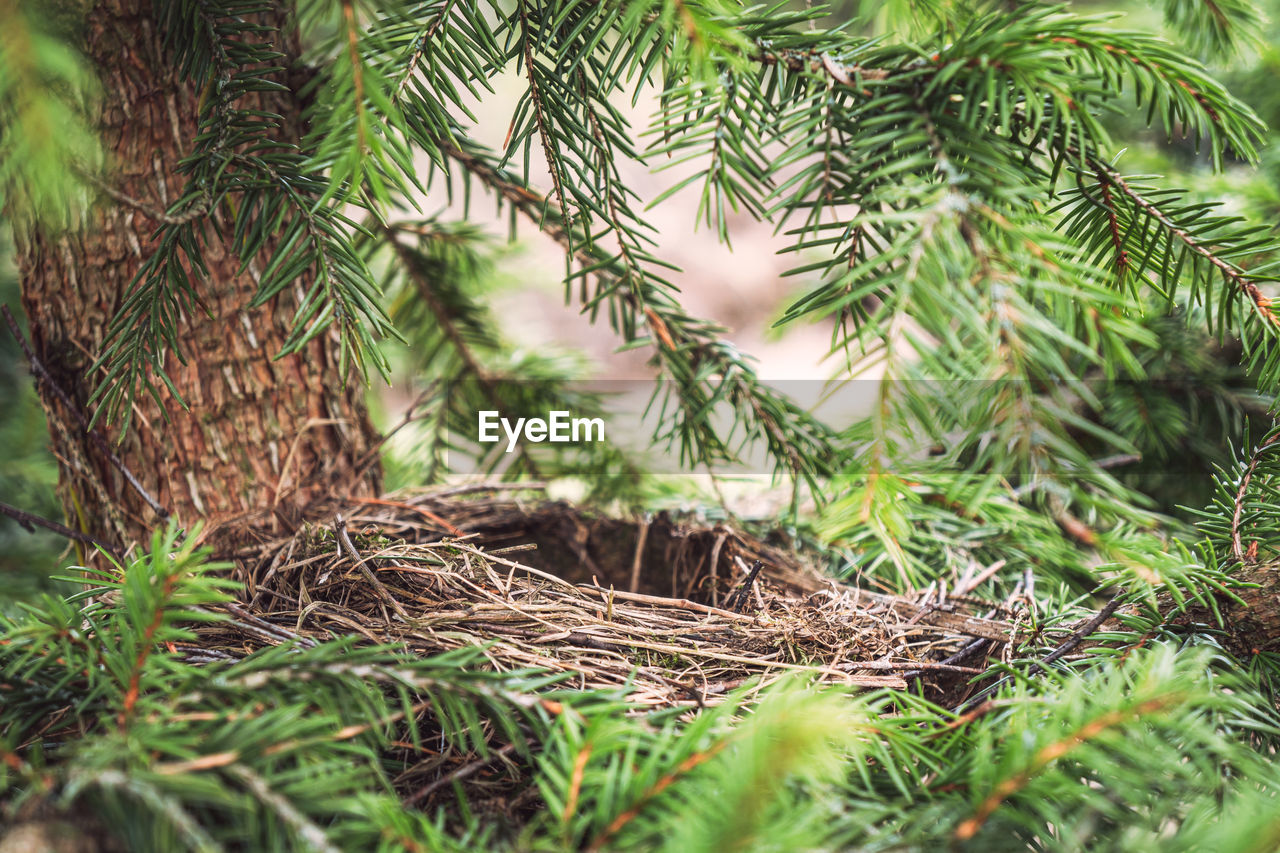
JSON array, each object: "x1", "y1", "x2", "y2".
[{"x1": 16, "y1": 1, "x2": 379, "y2": 551}]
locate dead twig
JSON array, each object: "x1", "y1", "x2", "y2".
[
  {"x1": 0, "y1": 499, "x2": 122, "y2": 559},
  {"x1": 334, "y1": 514, "x2": 409, "y2": 621},
  {"x1": 1028, "y1": 594, "x2": 1124, "y2": 676},
  {"x1": 402, "y1": 742, "x2": 518, "y2": 806},
  {"x1": 223, "y1": 601, "x2": 317, "y2": 648},
  {"x1": 3, "y1": 306, "x2": 169, "y2": 520},
  {"x1": 725, "y1": 560, "x2": 764, "y2": 613}
]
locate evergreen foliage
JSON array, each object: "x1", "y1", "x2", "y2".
[{"x1": 5, "y1": 0, "x2": 1280, "y2": 849}]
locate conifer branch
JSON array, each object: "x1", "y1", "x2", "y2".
[
  {"x1": 1230, "y1": 430, "x2": 1280, "y2": 565},
  {"x1": 588, "y1": 739, "x2": 730, "y2": 850},
  {"x1": 517, "y1": 0, "x2": 573, "y2": 235},
  {"x1": 1090, "y1": 159, "x2": 1279, "y2": 326},
  {"x1": 953, "y1": 694, "x2": 1180, "y2": 841}
]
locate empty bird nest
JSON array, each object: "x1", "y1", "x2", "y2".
[{"x1": 208, "y1": 483, "x2": 1020, "y2": 709}]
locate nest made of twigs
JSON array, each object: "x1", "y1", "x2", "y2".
[{"x1": 209, "y1": 483, "x2": 1017, "y2": 708}]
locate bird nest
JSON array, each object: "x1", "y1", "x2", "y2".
[{"x1": 213, "y1": 483, "x2": 1017, "y2": 708}]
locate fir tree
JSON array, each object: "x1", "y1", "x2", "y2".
[{"x1": 5, "y1": 0, "x2": 1280, "y2": 850}]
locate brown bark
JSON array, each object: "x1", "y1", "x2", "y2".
[{"x1": 16, "y1": 1, "x2": 379, "y2": 551}]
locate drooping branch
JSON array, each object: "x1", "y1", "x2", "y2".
[
  {"x1": 381, "y1": 221, "x2": 546, "y2": 478},
  {"x1": 516, "y1": 0, "x2": 573, "y2": 235},
  {"x1": 1090, "y1": 159, "x2": 1279, "y2": 327},
  {"x1": 437, "y1": 139, "x2": 835, "y2": 486}
]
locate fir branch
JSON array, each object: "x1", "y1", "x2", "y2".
[
  {"x1": 384, "y1": 223, "x2": 496, "y2": 386},
  {"x1": 438, "y1": 138, "x2": 834, "y2": 486},
  {"x1": 756, "y1": 48, "x2": 889, "y2": 81},
  {"x1": 1091, "y1": 159, "x2": 1279, "y2": 327},
  {"x1": 587, "y1": 739, "x2": 729, "y2": 850},
  {"x1": 953, "y1": 694, "x2": 1180, "y2": 841},
  {"x1": 1230, "y1": 430, "x2": 1280, "y2": 565},
  {"x1": 392, "y1": 0, "x2": 456, "y2": 101},
  {"x1": 118, "y1": 570, "x2": 178, "y2": 730},
  {"x1": 1097, "y1": 172, "x2": 1130, "y2": 278},
  {"x1": 516, "y1": 0, "x2": 573, "y2": 235}
]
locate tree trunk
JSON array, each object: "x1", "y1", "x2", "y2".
[{"x1": 15, "y1": 1, "x2": 379, "y2": 552}]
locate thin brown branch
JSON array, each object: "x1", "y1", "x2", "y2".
[
  {"x1": 335, "y1": 513, "x2": 410, "y2": 620},
  {"x1": 628, "y1": 520, "x2": 649, "y2": 593},
  {"x1": 81, "y1": 169, "x2": 209, "y2": 225},
  {"x1": 0, "y1": 500, "x2": 122, "y2": 558},
  {"x1": 845, "y1": 660, "x2": 986, "y2": 675},
  {"x1": 1048, "y1": 36, "x2": 1222, "y2": 124},
  {"x1": 756, "y1": 48, "x2": 889, "y2": 89},
  {"x1": 350, "y1": 495, "x2": 465, "y2": 537},
  {"x1": 581, "y1": 73, "x2": 646, "y2": 303},
  {"x1": 402, "y1": 742, "x2": 518, "y2": 807},
  {"x1": 931, "y1": 700, "x2": 999, "y2": 735},
  {"x1": 954, "y1": 695, "x2": 1178, "y2": 841},
  {"x1": 438, "y1": 116, "x2": 829, "y2": 481},
  {"x1": 346, "y1": 383, "x2": 438, "y2": 485},
  {"x1": 518, "y1": 0, "x2": 572, "y2": 234},
  {"x1": 223, "y1": 601, "x2": 318, "y2": 648},
  {"x1": 383, "y1": 227, "x2": 496, "y2": 386},
  {"x1": 1231, "y1": 430, "x2": 1280, "y2": 565},
  {"x1": 1095, "y1": 172, "x2": 1130, "y2": 276},
  {"x1": 392, "y1": 0, "x2": 457, "y2": 102},
  {"x1": 1091, "y1": 161, "x2": 1278, "y2": 326},
  {"x1": 3, "y1": 305, "x2": 170, "y2": 519},
  {"x1": 381, "y1": 222, "x2": 544, "y2": 478}
]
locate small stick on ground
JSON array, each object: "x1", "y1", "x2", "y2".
[
  {"x1": 223, "y1": 601, "x2": 317, "y2": 648},
  {"x1": 335, "y1": 514, "x2": 409, "y2": 621}
]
